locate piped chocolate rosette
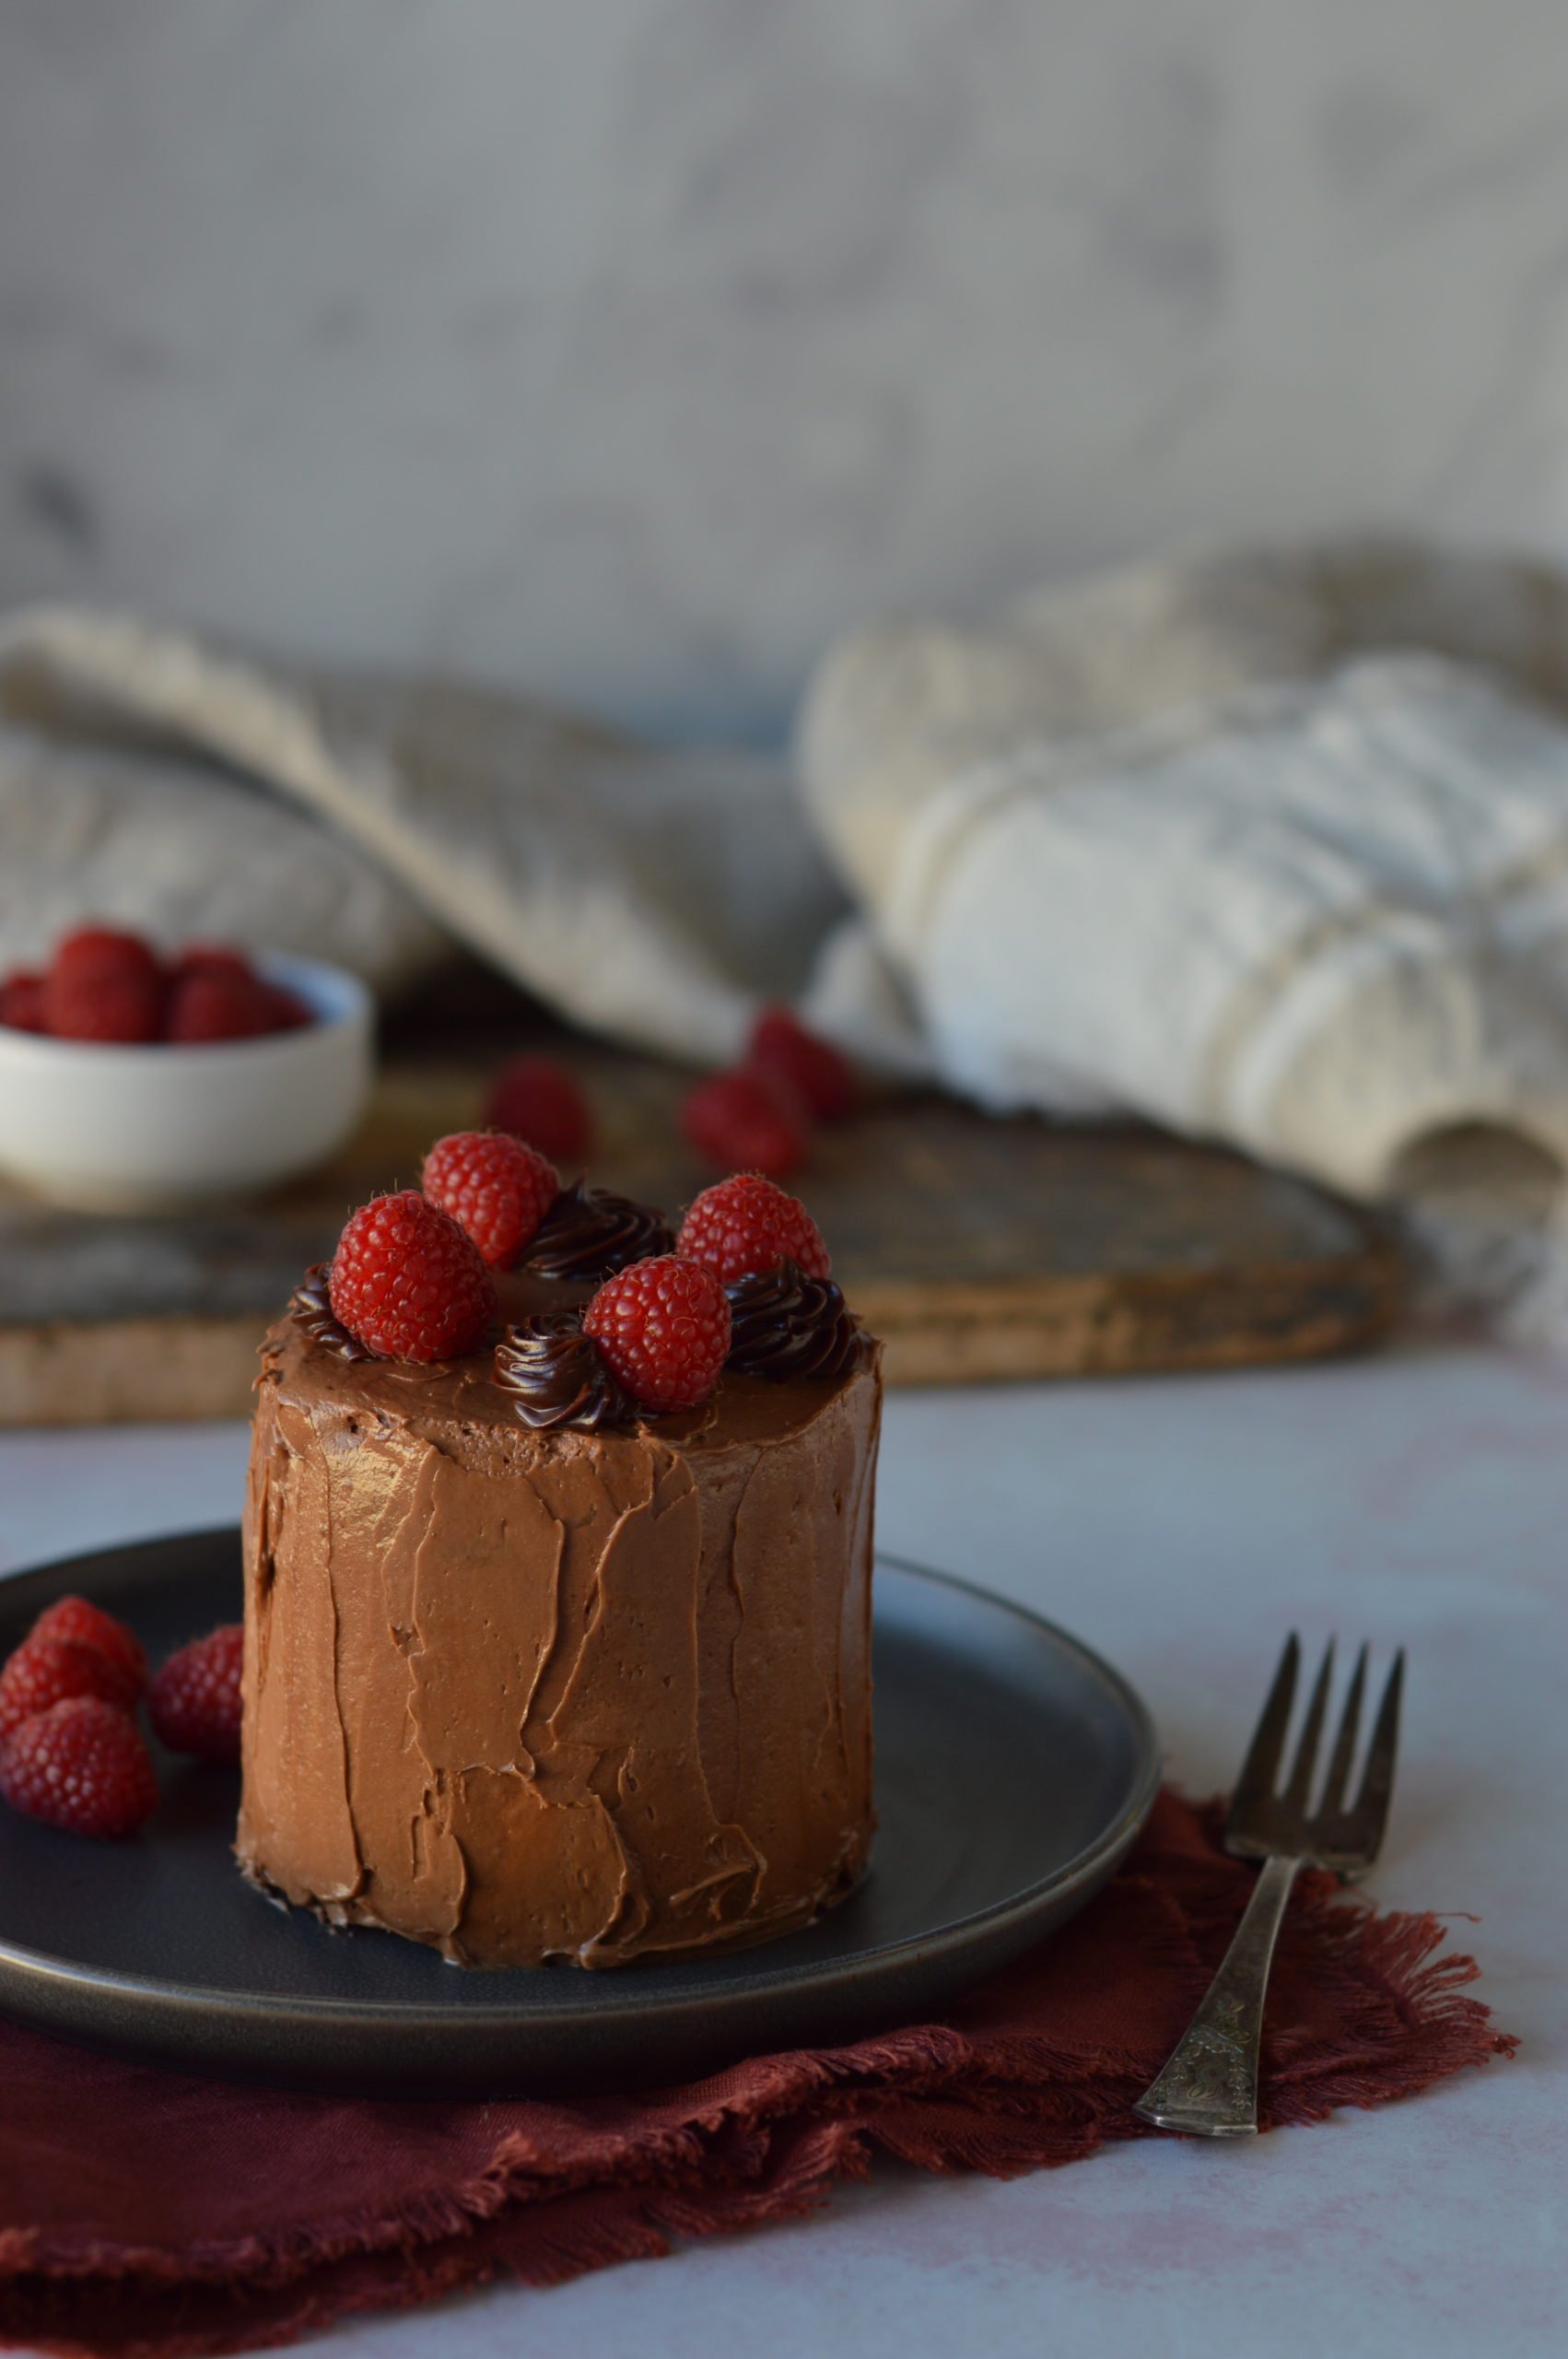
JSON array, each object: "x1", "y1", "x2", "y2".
[
  {"x1": 521, "y1": 1177, "x2": 674, "y2": 1281},
  {"x1": 288, "y1": 1264, "x2": 374, "y2": 1362},
  {"x1": 497, "y1": 1251, "x2": 731, "y2": 1427},
  {"x1": 676, "y1": 1170, "x2": 865, "y2": 1381},
  {"x1": 493, "y1": 1309, "x2": 638, "y2": 1430},
  {"x1": 722, "y1": 1258, "x2": 864, "y2": 1382}
]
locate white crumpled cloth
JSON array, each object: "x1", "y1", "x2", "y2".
[
  {"x1": 797, "y1": 539, "x2": 1568, "y2": 1339},
  {"x1": 10, "y1": 539, "x2": 1568, "y2": 1339},
  {"x1": 0, "y1": 607, "x2": 843, "y2": 1064}
]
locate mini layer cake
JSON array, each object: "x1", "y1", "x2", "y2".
[{"x1": 238, "y1": 1159, "x2": 882, "y2": 1969}]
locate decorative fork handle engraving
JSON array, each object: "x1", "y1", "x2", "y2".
[{"x1": 1133, "y1": 1853, "x2": 1301, "y2": 2137}]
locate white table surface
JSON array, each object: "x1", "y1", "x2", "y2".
[{"x1": 1, "y1": 1341, "x2": 1562, "y2": 2358}]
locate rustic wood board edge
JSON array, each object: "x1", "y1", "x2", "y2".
[
  {"x1": 0, "y1": 1239, "x2": 1402, "y2": 1426},
  {"x1": 0, "y1": 1319, "x2": 265, "y2": 1429},
  {"x1": 858, "y1": 1246, "x2": 1402, "y2": 1383}
]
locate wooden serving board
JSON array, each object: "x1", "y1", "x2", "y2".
[{"x1": 0, "y1": 1040, "x2": 1401, "y2": 1426}]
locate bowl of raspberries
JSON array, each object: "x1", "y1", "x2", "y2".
[{"x1": 0, "y1": 925, "x2": 373, "y2": 1209}]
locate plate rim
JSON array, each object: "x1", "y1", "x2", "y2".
[{"x1": 0, "y1": 1526, "x2": 1161, "y2": 2034}]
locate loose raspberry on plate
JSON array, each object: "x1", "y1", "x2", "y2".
[
  {"x1": 329, "y1": 1191, "x2": 498, "y2": 1361},
  {"x1": 148, "y1": 1625, "x2": 243, "y2": 1765},
  {"x1": 0, "y1": 1696, "x2": 159, "y2": 1837},
  {"x1": 582, "y1": 1254, "x2": 731, "y2": 1412},
  {"x1": 748, "y1": 1005, "x2": 859, "y2": 1121},
  {"x1": 31, "y1": 1594, "x2": 147, "y2": 1692},
  {"x1": 422, "y1": 1131, "x2": 560, "y2": 1268},
  {"x1": 676, "y1": 1171, "x2": 832, "y2": 1285},
  {"x1": 484, "y1": 1055, "x2": 594, "y2": 1165},
  {"x1": 682, "y1": 1066, "x2": 811, "y2": 1179},
  {"x1": 0, "y1": 1637, "x2": 142, "y2": 1742},
  {"x1": 0, "y1": 969, "x2": 47, "y2": 1032},
  {"x1": 46, "y1": 926, "x2": 167, "y2": 1043}
]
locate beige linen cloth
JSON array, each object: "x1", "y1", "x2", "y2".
[
  {"x1": 8, "y1": 538, "x2": 1568, "y2": 1338},
  {"x1": 0, "y1": 610, "x2": 842, "y2": 1061}
]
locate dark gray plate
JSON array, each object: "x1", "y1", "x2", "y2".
[{"x1": 0, "y1": 1529, "x2": 1158, "y2": 2097}]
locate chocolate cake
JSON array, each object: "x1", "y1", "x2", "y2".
[{"x1": 237, "y1": 1180, "x2": 882, "y2": 1970}]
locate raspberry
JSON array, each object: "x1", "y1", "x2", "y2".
[
  {"x1": 51, "y1": 926, "x2": 161, "y2": 984},
  {"x1": 0, "y1": 1696, "x2": 159, "y2": 1837},
  {"x1": 682, "y1": 1066, "x2": 811, "y2": 1179},
  {"x1": 422, "y1": 1131, "x2": 560, "y2": 1268},
  {"x1": 31, "y1": 1594, "x2": 147, "y2": 1692},
  {"x1": 43, "y1": 926, "x2": 165, "y2": 1043},
  {"x1": 0, "y1": 1637, "x2": 141, "y2": 1742},
  {"x1": 748, "y1": 1006, "x2": 859, "y2": 1121},
  {"x1": 329, "y1": 1190, "x2": 497, "y2": 1361},
  {"x1": 164, "y1": 968, "x2": 277, "y2": 1042},
  {"x1": 49, "y1": 972, "x2": 164, "y2": 1041},
  {"x1": 258, "y1": 982, "x2": 312, "y2": 1031},
  {"x1": 484, "y1": 1055, "x2": 594, "y2": 1165},
  {"x1": 0, "y1": 969, "x2": 47, "y2": 1032},
  {"x1": 147, "y1": 1624, "x2": 243, "y2": 1765},
  {"x1": 677, "y1": 1172, "x2": 832, "y2": 1284},
  {"x1": 170, "y1": 943, "x2": 254, "y2": 983},
  {"x1": 583, "y1": 1254, "x2": 731, "y2": 1411}
]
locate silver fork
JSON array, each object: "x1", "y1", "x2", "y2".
[{"x1": 1133, "y1": 1634, "x2": 1404, "y2": 2139}]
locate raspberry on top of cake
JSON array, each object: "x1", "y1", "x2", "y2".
[{"x1": 296, "y1": 1148, "x2": 869, "y2": 1432}]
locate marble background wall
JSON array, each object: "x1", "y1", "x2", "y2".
[{"x1": 4, "y1": 0, "x2": 1568, "y2": 740}]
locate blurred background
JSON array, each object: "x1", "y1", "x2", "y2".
[
  {"x1": 5, "y1": 1, "x2": 1567, "y2": 737},
  {"x1": 8, "y1": 0, "x2": 1568, "y2": 1417}
]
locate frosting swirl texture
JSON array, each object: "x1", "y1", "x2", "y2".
[
  {"x1": 724, "y1": 1258, "x2": 864, "y2": 1381},
  {"x1": 493, "y1": 1309, "x2": 638, "y2": 1430},
  {"x1": 289, "y1": 1265, "x2": 373, "y2": 1363},
  {"x1": 522, "y1": 1180, "x2": 674, "y2": 1280}
]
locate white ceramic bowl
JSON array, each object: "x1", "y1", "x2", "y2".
[{"x1": 0, "y1": 953, "x2": 374, "y2": 1212}]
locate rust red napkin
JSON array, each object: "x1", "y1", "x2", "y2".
[{"x1": 0, "y1": 1790, "x2": 1514, "y2": 2359}]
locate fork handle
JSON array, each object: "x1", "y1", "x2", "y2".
[{"x1": 1132, "y1": 1853, "x2": 1301, "y2": 2137}]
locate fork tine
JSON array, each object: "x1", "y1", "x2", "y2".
[
  {"x1": 1281, "y1": 1640, "x2": 1334, "y2": 1814},
  {"x1": 1348, "y1": 1649, "x2": 1405, "y2": 1858},
  {"x1": 1316, "y1": 1641, "x2": 1367, "y2": 1817},
  {"x1": 1231, "y1": 1632, "x2": 1299, "y2": 1810}
]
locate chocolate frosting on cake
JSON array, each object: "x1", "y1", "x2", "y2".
[
  {"x1": 493, "y1": 1311, "x2": 638, "y2": 1431},
  {"x1": 521, "y1": 1180, "x2": 673, "y2": 1280},
  {"x1": 725, "y1": 1259, "x2": 864, "y2": 1381},
  {"x1": 239, "y1": 1310, "x2": 881, "y2": 1969},
  {"x1": 288, "y1": 1265, "x2": 373, "y2": 1362}
]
